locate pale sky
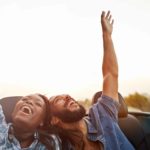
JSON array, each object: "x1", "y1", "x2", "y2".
[{"x1": 0, "y1": 0, "x2": 150, "y2": 100}]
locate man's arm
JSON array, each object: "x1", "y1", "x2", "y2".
[{"x1": 101, "y1": 11, "x2": 119, "y2": 101}]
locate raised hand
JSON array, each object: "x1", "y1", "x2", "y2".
[{"x1": 101, "y1": 11, "x2": 114, "y2": 35}]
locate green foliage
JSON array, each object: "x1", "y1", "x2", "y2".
[
  {"x1": 78, "y1": 92, "x2": 150, "y2": 112},
  {"x1": 78, "y1": 98, "x2": 91, "y2": 112},
  {"x1": 124, "y1": 92, "x2": 150, "y2": 112}
]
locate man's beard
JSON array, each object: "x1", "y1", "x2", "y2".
[{"x1": 53, "y1": 104, "x2": 86, "y2": 123}]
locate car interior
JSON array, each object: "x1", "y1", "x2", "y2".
[
  {"x1": 92, "y1": 91, "x2": 150, "y2": 150},
  {"x1": 0, "y1": 93, "x2": 150, "y2": 150}
]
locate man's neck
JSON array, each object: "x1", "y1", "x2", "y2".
[
  {"x1": 60, "y1": 119, "x2": 87, "y2": 133},
  {"x1": 59, "y1": 119, "x2": 88, "y2": 149},
  {"x1": 60, "y1": 119, "x2": 102, "y2": 150}
]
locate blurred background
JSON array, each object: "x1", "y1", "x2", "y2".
[{"x1": 0, "y1": 0, "x2": 150, "y2": 111}]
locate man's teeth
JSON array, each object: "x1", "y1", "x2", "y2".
[{"x1": 69, "y1": 101, "x2": 75, "y2": 106}]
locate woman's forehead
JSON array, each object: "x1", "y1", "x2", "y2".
[{"x1": 24, "y1": 94, "x2": 45, "y2": 103}]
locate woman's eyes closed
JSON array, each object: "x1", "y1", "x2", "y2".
[{"x1": 35, "y1": 102, "x2": 42, "y2": 107}]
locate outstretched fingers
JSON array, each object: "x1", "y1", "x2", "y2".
[
  {"x1": 111, "y1": 19, "x2": 114, "y2": 26},
  {"x1": 108, "y1": 15, "x2": 112, "y2": 22},
  {"x1": 106, "y1": 10, "x2": 110, "y2": 19},
  {"x1": 101, "y1": 10, "x2": 114, "y2": 35},
  {"x1": 102, "y1": 10, "x2": 114, "y2": 24},
  {"x1": 101, "y1": 11, "x2": 105, "y2": 19}
]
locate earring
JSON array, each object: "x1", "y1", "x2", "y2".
[{"x1": 40, "y1": 122, "x2": 43, "y2": 127}]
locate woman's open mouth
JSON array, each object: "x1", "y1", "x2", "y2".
[{"x1": 20, "y1": 106, "x2": 33, "y2": 115}]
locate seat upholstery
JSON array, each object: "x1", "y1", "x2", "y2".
[
  {"x1": 118, "y1": 114, "x2": 148, "y2": 150},
  {"x1": 0, "y1": 96, "x2": 21, "y2": 123},
  {"x1": 92, "y1": 91, "x2": 149, "y2": 150},
  {"x1": 91, "y1": 91, "x2": 128, "y2": 117}
]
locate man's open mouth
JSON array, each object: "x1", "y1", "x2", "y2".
[{"x1": 68, "y1": 101, "x2": 77, "y2": 107}]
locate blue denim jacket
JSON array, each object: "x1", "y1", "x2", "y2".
[{"x1": 84, "y1": 95, "x2": 135, "y2": 150}]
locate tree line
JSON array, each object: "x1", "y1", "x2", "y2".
[{"x1": 78, "y1": 92, "x2": 150, "y2": 112}]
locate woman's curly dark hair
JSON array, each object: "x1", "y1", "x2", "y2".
[
  {"x1": 36, "y1": 94, "x2": 57, "y2": 150},
  {"x1": 37, "y1": 94, "x2": 52, "y2": 129}
]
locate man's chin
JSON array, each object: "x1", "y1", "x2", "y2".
[
  {"x1": 62, "y1": 117, "x2": 83, "y2": 123},
  {"x1": 58, "y1": 108, "x2": 86, "y2": 123}
]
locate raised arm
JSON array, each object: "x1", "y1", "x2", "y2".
[{"x1": 101, "y1": 11, "x2": 119, "y2": 101}]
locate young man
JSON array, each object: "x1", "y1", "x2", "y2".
[
  {"x1": 49, "y1": 11, "x2": 135, "y2": 150},
  {"x1": 0, "y1": 93, "x2": 60, "y2": 149}
]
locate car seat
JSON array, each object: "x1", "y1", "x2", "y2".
[
  {"x1": 0, "y1": 96, "x2": 21, "y2": 123},
  {"x1": 92, "y1": 91, "x2": 149, "y2": 150}
]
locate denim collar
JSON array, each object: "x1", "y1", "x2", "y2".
[
  {"x1": 7, "y1": 123, "x2": 39, "y2": 148},
  {"x1": 84, "y1": 116, "x2": 98, "y2": 134}
]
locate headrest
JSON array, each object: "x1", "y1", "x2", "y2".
[
  {"x1": 91, "y1": 91, "x2": 128, "y2": 118},
  {"x1": 0, "y1": 96, "x2": 22, "y2": 123}
]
